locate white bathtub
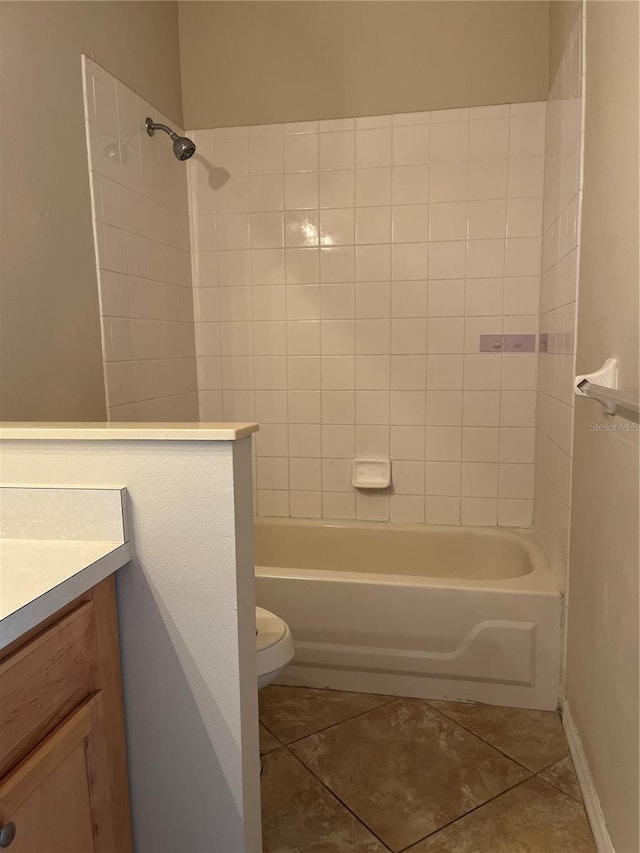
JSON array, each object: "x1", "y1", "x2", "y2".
[{"x1": 254, "y1": 518, "x2": 562, "y2": 710}]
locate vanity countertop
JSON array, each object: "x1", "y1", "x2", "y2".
[
  {"x1": 0, "y1": 537, "x2": 132, "y2": 650},
  {"x1": 0, "y1": 421, "x2": 259, "y2": 441}
]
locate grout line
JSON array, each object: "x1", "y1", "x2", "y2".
[
  {"x1": 282, "y1": 742, "x2": 394, "y2": 851},
  {"x1": 266, "y1": 690, "x2": 582, "y2": 853},
  {"x1": 264, "y1": 691, "x2": 399, "y2": 748},
  {"x1": 258, "y1": 718, "x2": 284, "y2": 754},
  {"x1": 532, "y1": 758, "x2": 584, "y2": 804},
  {"x1": 396, "y1": 773, "x2": 541, "y2": 852},
  {"x1": 420, "y1": 699, "x2": 539, "y2": 775}
]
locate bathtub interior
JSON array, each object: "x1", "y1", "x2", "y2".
[{"x1": 254, "y1": 517, "x2": 535, "y2": 581}]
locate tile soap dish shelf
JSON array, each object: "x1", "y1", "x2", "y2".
[{"x1": 352, "y1": 459, "x2": 391, "y2": 490}]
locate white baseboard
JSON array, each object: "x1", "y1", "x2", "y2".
[{"x1": 562, "y1": 701, "x2": 615, "y2": 853}]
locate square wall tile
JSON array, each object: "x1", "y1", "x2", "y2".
[
  {"x1": 320, "y1": 355, "x2": 355, "y2": 391},
  {"x1": 322, "y1": 492, "x2": 355, "y2": 519},
  {"x1": 392, "y1": 281, "x2": 428, "y2": 318},
  {"x1": 393, "y1": 125, "x2": 430, "y2": 165},
  {"x1": 322, "y1": 458, "x2": 353, "y2": 491},
  {"x1": 393, "y1": 205, "x2": 429, "y2": 243},
  {"x1": 425, "y1": 461, "x2": 461, "y2": 496},
  {"x1": 392, "y1": 165, "x2": 429, "y2": 204},
  {"x1": 320, "y1": 208, "x2": 355, "y2": 246},
  {"x1": 290, "y1": 490, "x2": 322, "y2": 518},
  {"x1": 461, "y1": 497, "x2": 498, "y2": 526},
  {"x1": 184, "y1": 101, "x2": 544, "y2": 524},
  {"x1": 284, "y1": 133, "x2": 319, "y2": 172},
  {"x1": 320, "y1": 132, "x2": 355, "y2": 170},
  {"x1": 356, "y1": 207, "x2": 392, "y2": 245},
  {"x1": 285, "y1": 211, "x2": 319, "y2": 248},
  {"x1": 390, "y1": 495, "x2": 425, "y2": 523},
  {"x1": 356, "y1": 168, "x2": 392, "y2": 206},
  {"x1": 430, "y1": 202, "x2": 467, "y2": 242},
  {"x1": 391, "y1": 425, "x2": 426, "y2": 460},
  {"x1": 431, "y1": 122, "x2": 469, "y2": 164},
  {"x1": 392, "y1": 243, "x2": 429, "y2": 280},
  {"x1": 285, "y1": 173, "x2": 319, "y2": 209},
  {"x1": 356, "y1": 245, "x2": 391, "y2": 281},
  {"x1": 356, "y1": 282, "x2": 390, "y2": 318},
  {"x1": 320, "y1": 246, "x2": 355, "y2": 282},
  {"x1": 356, "y1": 128, "x2": 392, "y2": 168},
  {"x1": 425, "y1": 496, "x2": 460, "y2": 525},
  {"x1": 470, "y1": 118, "x2": 509, "y2": 160},
  {"x1": 467, "y1": 200, "x2": 507, "y2": 240},
  {"x1": 320, "y1": 170, "x2": 355, "y2": 208}
]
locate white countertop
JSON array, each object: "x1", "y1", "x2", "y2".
[
  {"x1": 0, "y1": 538, "x2": 132, "y2": 650},
  {"x1": 0, "y1": 422, "x2": 259, "y2": 441}
]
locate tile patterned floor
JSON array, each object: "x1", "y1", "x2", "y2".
[{"x1": 259, "y1": 686, "x2": 596, "y2": 853}]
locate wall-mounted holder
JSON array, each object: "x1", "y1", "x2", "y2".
[
  {"x1": 574, "y1": 358, "x2": 640, "y2": 419},
  {"x1": 479, "y1": 335, "x2": 536, "y2": 352},
  {"x1": 352, "y1": 459, "x2": 391, "y2": 490}
]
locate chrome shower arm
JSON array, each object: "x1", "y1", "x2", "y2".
[{"x1": 145, "y1": 118, "x2": 178, "y2": 140}]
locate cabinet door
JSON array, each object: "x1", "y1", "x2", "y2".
[{"x1": 0, "y1": 697, "x2": 99, "y2": 853}]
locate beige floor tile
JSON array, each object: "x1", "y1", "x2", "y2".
[
  {"x1": 260, "y1": 722, "x2": 282, "y2": 755},
  {"x1": 539, "y1": 755, "x2": 582, "y2": 801},
  {"x1": 406, "y1": 776, "x2": 596, "y2": 852},
  {"x1": 259, "y1": 684, "x2": 393, "y2": 743},
  {"x1": 429, "y1": 700, "x2": 568, "y2": 772},
  {"x1": 261, "y1": 748, "x2": 389, "y2": 853},
  {"x1": 291, "y1": 698, "x2": 529, "y2": 852}
]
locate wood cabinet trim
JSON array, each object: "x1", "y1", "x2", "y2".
[{"x1": 0, "y1": 694, "x2": 97, "y2": 817}]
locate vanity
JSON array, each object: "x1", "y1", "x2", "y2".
[
  {"x1": 0, "y1": 578, "x2": 132, "y2": 852},
  {"x1": 0, "y1": 423, "x2": 261, "y2": 853},
  {"x1": 0, "y1": 487, "x2": 133, "y2": 851}
]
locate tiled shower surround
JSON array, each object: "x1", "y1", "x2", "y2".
[
  {"x1": 82, "y1": 57, "x2": 198, "y2": 421},
  {"x1": 535, "y1": 11, "x2": 584, "y2": 590},
  {"x1": 187, "y1": 103, "x2": 546, "y2": 525}
]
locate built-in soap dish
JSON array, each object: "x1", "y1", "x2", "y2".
[{"x1": 352, "y1": 459, "x2": 391, "y2": 490}]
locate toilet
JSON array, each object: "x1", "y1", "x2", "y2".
[{"x1": 256, "y1": 606, "x2": 294, "y2": 689}]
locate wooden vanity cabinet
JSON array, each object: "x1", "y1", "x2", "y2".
[{"x1": 0, "y1": 576, "x2": 133, "y2": 852}]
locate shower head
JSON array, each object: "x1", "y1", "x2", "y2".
[{"x1": 145, "y1": 117, "x2": 196, "y2": 161}]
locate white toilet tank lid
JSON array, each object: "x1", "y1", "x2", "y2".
[{"x1": 256, "y1": 606, "x2": 287, "y2": 652}]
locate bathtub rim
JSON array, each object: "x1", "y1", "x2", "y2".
[{"x1": 253, "y1": 517, "x2": 557, "y2": 595}]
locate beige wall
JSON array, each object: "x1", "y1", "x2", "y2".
[
  {"x1": 565, "y1": 3, "x2": 639, "y2": 851},
  {"x1": 179, "y1": 1, "x2": 549, "y2": 129},
  {"x1": 548, "y1": 1, "x2": 581, "y2": 85},
  {"x1": 0, "y1": 2, "x2": 183, "y2": 421}
]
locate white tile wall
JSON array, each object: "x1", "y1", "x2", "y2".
[
  {"x1": 187, "y1": 102, "x2": 546, "y2": 525},
  {"x1": 82, "y1": 57, "x2": 198, "y2": 421},
  {"x1": 535, "y1": 12, "x2": 584, "y2": 591}
]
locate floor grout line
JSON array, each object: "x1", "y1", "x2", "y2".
[
  {"x1": 258, "y1": 718, "x2": 285, "y2": 754},
  {"x1": 281, "y1": 695, "x2": 532, "y2": 852},
  {"x1": 281, "y1": 745, "x2": 394, "y2": 851},
  {"x1": 396, "y1": 774, "x2": 542, "y2": 852},
  {"x1": 260, "y1": 687, "x2": 592, "y2": 853},
  {"x1": 422, "y1": 698, "x2": 564, "y2": 776},
  {"x1": 260, "y1": 688, "x2": 399, "y2": 747}
]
